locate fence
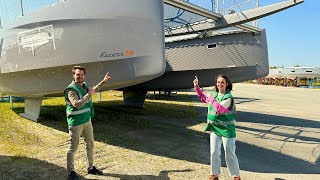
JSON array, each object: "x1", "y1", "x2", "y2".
[{"x1": 0, "y1": 95, "x2": 24, "y2": 102}]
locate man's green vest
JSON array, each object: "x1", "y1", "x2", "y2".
[
  {"x1": 64, "y1": 82, "x2": 94, "y2": 126},
  {"x1": 205, "y1": 90, "x2": 236, "y2": 138}
]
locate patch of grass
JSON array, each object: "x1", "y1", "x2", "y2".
[{"x1": 0, "y1": 98, "x2": 68, "y2": 157}]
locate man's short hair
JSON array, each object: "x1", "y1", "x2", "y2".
[{"x1": 72, "y1": 65, "x2": 86, "y2": 75}]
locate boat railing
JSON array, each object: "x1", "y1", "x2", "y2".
[
  {"x1": 164, "y1": 0, "x2": 259, "y2": 37},
  {"x1": 17, "y1": 25, "x2": 56, "y2": 55}
]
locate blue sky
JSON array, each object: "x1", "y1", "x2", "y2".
[{"x1": 259, "y1": 0, "x2": 320, "y2": 67}]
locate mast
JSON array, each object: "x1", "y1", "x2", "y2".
[
  {"x1": 20, "y1": 0, "x2": 24, "y2": 16},
  {"x1": 214, "y1": 0, "x2": 219, "y2": 13},
  {"x1": 254, "y1": 0, "x2": 259, "y2": 27}
]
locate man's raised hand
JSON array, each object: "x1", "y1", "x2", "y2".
[{"x1": 103, "y1": 72, "x2": 111, "y2": 82}]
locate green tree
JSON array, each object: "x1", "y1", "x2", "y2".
[{"x1": 269, "y1": 66, "x2": 279, "y2": 69}]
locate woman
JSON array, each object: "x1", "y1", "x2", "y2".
[{"x1": 193, "y1": 75, "x2": 241, "y2": 180}]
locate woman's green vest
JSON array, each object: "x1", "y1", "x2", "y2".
[
  {"x1": 205, "y1": 90, "x2": 236, "y2": 138},
  {"x1": 64, "y1": 82, "x2": 94, "y2": 126}
]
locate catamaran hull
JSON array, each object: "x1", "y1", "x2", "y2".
[
  {"x1": 125, "y1": 30, "x2": 269, "y2": 90},
  {"x1": 0, "y1": 0, "x2": 165, "y2": 96}
]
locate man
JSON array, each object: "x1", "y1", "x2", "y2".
[{"x1": 64, "y1": 65, "x2": 111, "y2": 180}]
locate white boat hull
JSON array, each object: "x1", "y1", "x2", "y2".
[{"x1": 0, "y1": 0, "x2": 166, "y2": 96}]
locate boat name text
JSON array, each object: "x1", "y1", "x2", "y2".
[{"x1": 100, "y1": 49, "x2": 135, "y2": 58}]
